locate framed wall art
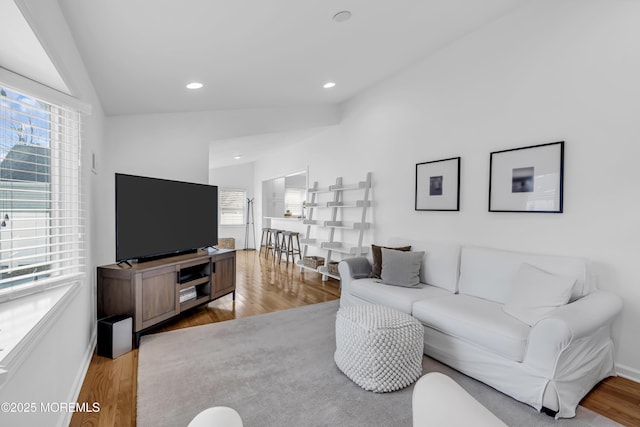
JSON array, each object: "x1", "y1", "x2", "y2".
[
  {"x1": 489, "y1": 141, "x2": 564, "y2": 213},
  {"x1": 415, "y1": 157, "x2": 460, "y2": 211}
]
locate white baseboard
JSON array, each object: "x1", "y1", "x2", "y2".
[
  {"x1": 58, "y1": 328, "x2": 97, "y2": 427},
  {"x1": 616, "y1": 363, "x2": 640, "y2": 383}
]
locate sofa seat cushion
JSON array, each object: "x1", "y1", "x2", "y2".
[
  {"x1": 412, "y1": 294, "x2": 530, "y2": 362},
  {"x1": 350, "y1": 278, "x2": 452, "y2": 314}
]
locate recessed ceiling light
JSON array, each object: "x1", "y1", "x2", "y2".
[
  {"x1": 323, "y1": 82, "x2": 336, "y2": 89},
  {"x1": 186, "y1": 82, "x2": 203, "y2": 89},
  {"x1": 233, "y1": 155, "x2": 242, "y2": 160},
  {"x1": 333, "y1": 11, "x2": 352, "y2": 23}
]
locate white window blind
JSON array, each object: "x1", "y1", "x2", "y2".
[
  {"x1": 0, "y1": 85, "x2": 84, "y2": 302},
  {"x1": 284, "y1": 187, "x2": 304, "y2": 216},
  {"x1": 219, "y1": 189, "x2": 245, "y2": 226}
]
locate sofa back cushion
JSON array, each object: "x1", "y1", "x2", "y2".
[
  {"x1": 458, "y1": 246, "x2": 590, "y2": 304},
  {"x1": 388, "y1": 237, "x2": 461, "y2": 293}
]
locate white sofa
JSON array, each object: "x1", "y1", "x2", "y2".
[{"x1": 338, "y1": 238, "x2": 623, "y2": 419}]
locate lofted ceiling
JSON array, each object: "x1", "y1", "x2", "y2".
[
  {"x1": 56, "y1": 0, "x2": 530, "y2": 117},
  {"x1": 0, "y1": 0, "x2": 69, "y2": 94}
]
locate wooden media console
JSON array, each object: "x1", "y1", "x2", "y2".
[{"x1": 97, "y1": 249, "x2": 236, "y2": 346}]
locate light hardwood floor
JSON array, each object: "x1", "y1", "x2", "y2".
[{"x1": 70, "y1": 250, "x2": 640, "y2": 427}]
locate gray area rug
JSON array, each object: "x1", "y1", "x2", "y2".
[{"x1": 137, "y1": 301, "x2": 620, "y2": 427}]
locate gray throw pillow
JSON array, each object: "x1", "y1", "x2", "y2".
[
  {"x1": 370, "y1": 244, "x2": 412, "y2": 278},
  {"x1": 380, "y1": 248, "x2": 424, "y2": 287}
]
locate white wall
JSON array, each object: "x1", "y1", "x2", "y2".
[
  {"x1": 0, "y1": 1, "x2": 106, "y2": 426},
  {"x1": 252, "y1": 0, "x2": 640, "y2": 378}
]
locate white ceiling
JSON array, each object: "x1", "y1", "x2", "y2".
[
  {"x1": 209, "y1": 127, "x2": 334, "y2": 169},
  {"x1": 57, "y1": 0, "x2": 530, "y2": 117}
]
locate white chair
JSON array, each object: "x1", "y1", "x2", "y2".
[
  {"x1": 412, "y1": 373, "x2": 507, "y2": 427},
  {"x1": 188, "y1": 406, "x2": 243, "y2": 427}
]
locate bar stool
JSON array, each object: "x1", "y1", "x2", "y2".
[
  {"x1": 276, "y1": 230, "x2": 288, "y2": 263},
  {"x1": 264, "y1": 228, "x2": 277, "y2": 260},
  {"x1": 281, "y1": 231, "x2": 302, "y2": 266},
  {"x1": 259, "y1": 227, "x2": 271, "y2": 257},
  {"x1": 268, "y1": 229, "x2": 283, "y2": 261}
]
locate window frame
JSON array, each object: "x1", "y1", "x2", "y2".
[
  {"x1": 284, "y1": 186, "x2": 305, "y2": 217},
  {"x1": 0, "y1": 85, "x2": 84, "y2": 302},
  {"x1": 0, "y1": 74, "x2": 87, "y2": 380},
  {"x1": 218, "y1": 188, "x2": 247, "y2": 227}
]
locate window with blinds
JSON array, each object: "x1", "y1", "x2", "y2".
[
  {"x1": 219, "y1": 189, "x2": 245, "y2": 226},
  {"x1": 284, "y1": 187, "x2": 304, "y2": 216},
  {"x1": 0, "y1": 85, "x2": 83, "y2": 301}
]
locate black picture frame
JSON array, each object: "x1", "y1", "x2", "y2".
[
  {"x1": 489, "y1": 141, "x2": 564, "y2": 213},
  {"x1": 415, "y1": 157, "x2": 460, "y2": 211}
]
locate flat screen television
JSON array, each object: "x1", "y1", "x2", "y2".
[{"x1": 115, "y1": 173, "x2": 218, "y2": 262}]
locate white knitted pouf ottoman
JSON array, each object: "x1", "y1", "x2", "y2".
[{"x1": 334, "y1": 304, "x2": 424, "y2": 393}]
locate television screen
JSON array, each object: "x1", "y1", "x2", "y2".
[{"x1": 115, "y1": 174, "x2": 218, "y2": 262}]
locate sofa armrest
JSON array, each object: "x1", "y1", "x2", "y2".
[
  {"x1": 339, "y1": 257, "x2": 372, "y2": 279},
  {"x1": 545, "y1": 291, "x2": 622, "y2": 338},
  {"x1": 525, "y1": 291, "x2": 622, "y2": 417},
  {"x1": 525, "y1": 291, "x2": 622, "y2": 372},
  {"x1": 338, "y1": 257, "x2": 371, "y2": 295}
]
